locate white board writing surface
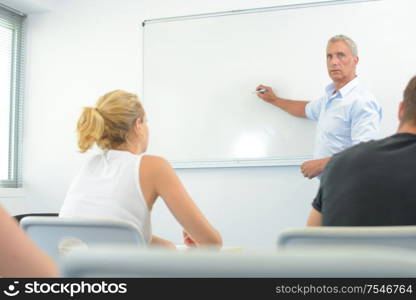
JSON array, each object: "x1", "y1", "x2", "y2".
[{"x1": 143, "y1": 0, "x2": 416, "y2": 168}]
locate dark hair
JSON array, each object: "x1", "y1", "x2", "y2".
[{"x1": 401, "y1": 76, "x2": 416, "y2": 125}]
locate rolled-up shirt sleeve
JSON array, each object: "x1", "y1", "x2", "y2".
[
  {"x1": 350, "y1": 98, "x2": 382, "y2": 145},
  {"x1": 305, "y1": 97, "x2": 323, "y2": 121}
]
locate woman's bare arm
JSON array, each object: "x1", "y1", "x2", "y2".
[{"x1": 140, "y1": 155, "x2": 222, "y2": 247}]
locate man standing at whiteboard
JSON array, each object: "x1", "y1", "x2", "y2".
[{"x1": 256, "y1": 35, "x2": 382, "y2": 179}]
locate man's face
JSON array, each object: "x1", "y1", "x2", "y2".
[{"x1": 326, "y1": 41, "x2": 358, "y2": 84}]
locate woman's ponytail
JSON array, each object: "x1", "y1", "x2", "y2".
[{"x1": 77, "y1": 107, "x2": 105, "y2": 152}]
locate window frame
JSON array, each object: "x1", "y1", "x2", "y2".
[{"x1": 0, "y1": 4, "x2": 26, "y2": 188}]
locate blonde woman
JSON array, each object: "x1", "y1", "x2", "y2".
[
  {"x1": 60, "y1": 90, "x2": 222, "y2": 248},
  {"x1": 0, "y1": 206, "x2": 57, "y2": 277}
]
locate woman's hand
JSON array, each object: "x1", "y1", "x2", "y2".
[
  {"x1": 183, "y1": 230, "x2": 197, "y2": 247},
  {"x1": 150, "y1": 235, "x2": 176, "y2": 249}
]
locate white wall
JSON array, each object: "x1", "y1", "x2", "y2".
[{"x1": 4, "y1": 0, "x2": 379, "y2": 249}]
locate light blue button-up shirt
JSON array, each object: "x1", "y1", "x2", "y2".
[{"x1": 305, "y1": 77, "x2": 382, "y2": 159}]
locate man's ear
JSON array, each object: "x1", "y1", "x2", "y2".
[
  {"x1": 398, "y1": 101, "x2": 405, "y2": 122},
  {"x1": 354, "y1": 56, "x2": 359, "y2": 65}
]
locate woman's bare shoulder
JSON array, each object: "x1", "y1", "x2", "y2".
[{"x1": 140, "y1": 155, "x2": 172, "y2": 174}]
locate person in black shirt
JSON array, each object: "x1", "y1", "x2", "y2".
[{"x1": 307, "y1": 75, "x2": 416, "y2": 226}]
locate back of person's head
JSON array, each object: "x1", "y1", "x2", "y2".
[
  {"x1": 401, "y1": 76, "x2": 416, "y2": 126},
  {"x1": 77, "y1": 90, "x2": 145, "y2": 152}
]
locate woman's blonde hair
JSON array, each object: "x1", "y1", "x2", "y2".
[{"x1": 77, "y1": 90, "x2": 145, "y2": 152}]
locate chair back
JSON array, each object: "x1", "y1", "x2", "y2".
[
  {"x1": 20, "y1": 216, "x2": 145, "y2": 261},
  {"x1": 277, "y1": 226, "x2": 416, "y2": 250},
  {"x1": 14, "y1": 213, "x2": 58, "y2": 223}
]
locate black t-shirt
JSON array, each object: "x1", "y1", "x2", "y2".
[{"x1": 312, "y1": 133, "x2": 416, "y2": 226}]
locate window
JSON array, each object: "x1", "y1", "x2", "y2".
[{"x1": 0, "y1": 5, "x2": 25, "y2": 188}]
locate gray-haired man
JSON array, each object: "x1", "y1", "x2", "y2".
[{"x1": 256, "y1": 35, "x2": 382, "y2": 179}]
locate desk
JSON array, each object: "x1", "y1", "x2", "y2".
[{"x1": 176, "y1": 245, "x2": 243, "y2": 252}]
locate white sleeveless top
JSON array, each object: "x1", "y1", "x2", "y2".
[{"x1": 60, "y1": 150, "x2": 152, "y2": 243}]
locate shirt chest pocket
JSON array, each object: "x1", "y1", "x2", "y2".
[{"x1": 320, "y1": 113, "x2": 350, "y2": 138}]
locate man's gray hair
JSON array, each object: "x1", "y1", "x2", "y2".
[{"x1": 328, "y1": 35, "x2": 358, "y2": 57}]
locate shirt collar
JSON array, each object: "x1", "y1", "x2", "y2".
[{"x1": 325, "y1": 76, "x2": 359, "y2": 99}]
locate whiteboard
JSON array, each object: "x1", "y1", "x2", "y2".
[{"x1": 142, "y1": 0, "x2": 416, "y2": 168}]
